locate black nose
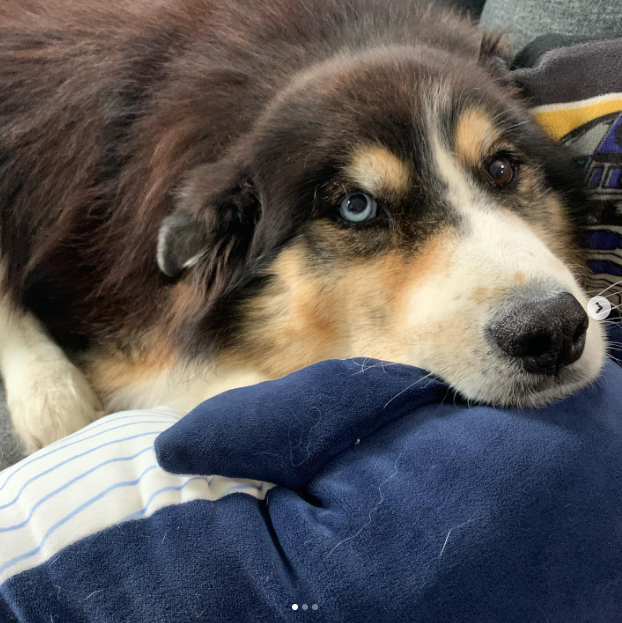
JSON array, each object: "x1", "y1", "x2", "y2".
[{"x1": 488, "y1": 292, "x2": 589, "y2": 375}]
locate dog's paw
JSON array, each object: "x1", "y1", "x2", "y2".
[{"x1": 5, "y1": 358, "x2": 103, "y2": 454}]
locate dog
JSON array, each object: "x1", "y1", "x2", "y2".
[{"x1": 0, "y1": 0, "x2": 606, "y2": 454}]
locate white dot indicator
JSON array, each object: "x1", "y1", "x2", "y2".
[
  {"x1": 587, "y1": 296, "x2": 612, "y2": 320},
  {"x1": 302, "y1": 604, "x2": 308, "y2": 610},
  {"x1": 312, "y1": 604, "x2": 319, "y2": 610},
  {"x1": 292, "y1": 604, "x2": 298, "y2": 610}
]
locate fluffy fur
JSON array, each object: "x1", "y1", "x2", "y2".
[{"x1": 0, "y1": 0, "x2": 606, "y2": 453}]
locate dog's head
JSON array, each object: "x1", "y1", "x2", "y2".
[{"x1": 157, "y1": 38, "x2": 605, "y2": 407}]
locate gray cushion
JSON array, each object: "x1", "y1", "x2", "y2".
[
  {"x1": 481, "y1": 0, "x2": 622, "y2": 49},
  {"x1": 0, "y1": 383, "x2": 25, "y2": 470}
]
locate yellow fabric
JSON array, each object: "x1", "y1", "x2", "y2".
[{"x1": 532, "y1": 94, "x2": 622, "y2": 141}]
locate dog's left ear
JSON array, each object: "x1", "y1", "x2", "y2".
[
  {"x1": 157, "y1": 159, "x2": 259, "y2": 280},
  {"x1": 157, "y1": 210, "x2": 212, "y2": 278},
  {"x1": 479, "y1": 32, "x2": 514, "y2": 87}
]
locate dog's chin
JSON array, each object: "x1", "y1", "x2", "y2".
[
  {"x1": 498, "y1": 368, "x2": 599, "y2": 408},
  {"x1": 449, "y1": 357, "x2": 605, "y2": 409},
  {"x1": 435, "y1": 320, "x2": 608, "y2": 408},
  {"x1": 444, "y1": 344, "x2": 606, "y2": 409}
]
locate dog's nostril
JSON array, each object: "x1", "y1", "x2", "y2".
[
  {"x1": 573, "y1": 317, "x2": 589, "y2": 343},
  {"x1": 488, "y1": 291, "x2": 588, "y2": 375},
  {"x1": 521, "y1": 332, "x2": 553, "y2": 359}
]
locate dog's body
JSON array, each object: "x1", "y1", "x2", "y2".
[{"x1": 0, "y1": 0, "x2": 606, "y2": 453}]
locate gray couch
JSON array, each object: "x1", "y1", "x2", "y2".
[{"x1": 0, "y1": 386, "x2": 25, "y2": 470}]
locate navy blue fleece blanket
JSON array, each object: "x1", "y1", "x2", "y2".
[{"x1": 1, "y1": 342, "x2": 622, "y2": 622}]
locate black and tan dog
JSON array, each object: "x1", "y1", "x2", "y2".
[{"x1": 0, "y1": 0, "x2": 605, "y2": 453}]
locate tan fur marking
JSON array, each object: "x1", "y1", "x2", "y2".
[
  {"x1": 86, "y1": 337, "x2": 175, "y2": 401},
  {"x1": 513, "y1": 271, "x2": 526, "y2": 283},
  {"x1": 231, "y1": 227, "x2": 455, "y2": 379},
  {"x1": 454, "y1": 108, "x2": 500, "y2": 167},
  {"x1": 346, "y1": 145, "x2": 411, "y2": 195},
  {"x1": 472, "y1": 284, "x2": 506, "y2": 304},
  {"x1": 408, "y1": 233, "x2": 455, "y2": 282},
  {"x1": 474, "y1": 285, "x2": 489, "y2": 301}
]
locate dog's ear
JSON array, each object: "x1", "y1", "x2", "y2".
[
  {"x1": 157, "y1": 160, "x2": 259, "y2": 281},
  {"x1": 157, "y1": 210, "x2": 210, "y2": 278},
  {"x1": 479, "y1": 32, "x2": 515, "y2": 87}
]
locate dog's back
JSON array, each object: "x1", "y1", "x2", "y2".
[{"x1": 1, "y1": 0, "x2": 213, "y2": 346}]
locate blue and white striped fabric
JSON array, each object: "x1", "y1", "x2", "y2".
[{"x1": 0, "y1": 406, "x2": 272, "y2": 586}]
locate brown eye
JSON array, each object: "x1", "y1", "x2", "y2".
[{"x1": 486, "y1": 155, "x2": 515, "y2": 188}]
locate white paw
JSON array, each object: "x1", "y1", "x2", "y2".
[{"x1": 5, "y1": 358, "x2": 103, "y2": 454}]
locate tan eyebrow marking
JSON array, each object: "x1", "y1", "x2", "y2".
[
  {"x1": 345, "y1": 145, "x2": 411, "y2": 195},
  {"x1": 454, "y1": 108, "x2": 501, "y2": 167}
]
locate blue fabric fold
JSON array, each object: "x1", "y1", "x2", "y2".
[{"x1": 156, "y1": 359, "x2": 447, "y2": 488}]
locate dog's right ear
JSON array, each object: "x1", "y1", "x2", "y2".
[{"x1": 157, "y1": 159, "x2": 260, "y2": 281}]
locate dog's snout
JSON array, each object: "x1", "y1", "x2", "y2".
[{"x1": 488, "y1": 292, "x2": 588, "y2": 375}]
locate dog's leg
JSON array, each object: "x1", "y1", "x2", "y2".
[{"x1": 0, "y1": 277, "x2": 102, "y2": 454}]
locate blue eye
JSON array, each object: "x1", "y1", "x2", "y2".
[{"x1": 339, "y1": 192, "x2": 378, "y2": 223}]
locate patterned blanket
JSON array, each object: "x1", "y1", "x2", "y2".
[{"x1": 516, "y1": 36, "x2": 622, "y2": 307}]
